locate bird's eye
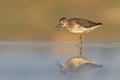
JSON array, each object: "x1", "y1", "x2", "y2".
[{"x1": 61, "y1": 20, "x2": 65, "y2": 23}]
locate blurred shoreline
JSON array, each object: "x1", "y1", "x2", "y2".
[{"x1": 0, "y1": 0, "x2": 120, "y2": 42}]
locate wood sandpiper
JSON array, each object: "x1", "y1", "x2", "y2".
[{"x1": 55, "y1": 17, "x2": 102, "y2": 56}]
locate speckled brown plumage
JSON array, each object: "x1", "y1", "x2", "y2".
[{"x1": 68, "y1": 18, "x2": 102, "y2": 28}]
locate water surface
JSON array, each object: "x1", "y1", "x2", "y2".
[{"x1": 0, "y1": 41, "x2": 120, "y2": 80}]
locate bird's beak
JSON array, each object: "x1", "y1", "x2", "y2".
[
  {"x1": 55, "y1": 60, "x2": 62, "y2": 68},
  {"x1": 55, "y1": 24, "x2": 61, "y2": 31}
]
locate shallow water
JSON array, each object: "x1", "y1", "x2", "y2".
[{"x1": 0, "y1": 41, "x2": 120, "y2": 80}]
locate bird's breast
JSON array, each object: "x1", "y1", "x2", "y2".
[
  {"x1": 66, "y1": 24, "x2": 101, "y2": 34},
  {"x1": 66, "y1": 25, "x2": 88, "y2": 34}
]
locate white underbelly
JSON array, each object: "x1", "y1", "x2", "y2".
[
  {"x1": 71, "y1": 27, "x2": 89, "y2": 33},
  {"x1": 66, "y1": 25, "x2": 101, "y2": 34}
]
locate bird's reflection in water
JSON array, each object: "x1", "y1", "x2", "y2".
[{"x1": 56, "y1": 56, "x2": 102, "y2": 73}]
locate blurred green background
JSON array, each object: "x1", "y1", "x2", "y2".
[{"x1": 0, "y1": 0, "x2": 120, "y2": 42}]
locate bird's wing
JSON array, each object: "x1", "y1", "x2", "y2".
[{"x1": 75, "y1": 18, "x2": 101, "y2": 28}]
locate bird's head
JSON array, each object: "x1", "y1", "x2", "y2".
[{"x1": 55, "y1": 17, "x2": 68, "y2": 31}]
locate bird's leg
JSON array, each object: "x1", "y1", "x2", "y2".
[{"x1": 79, "y1": 35, "x2": 83, "y2": 57}]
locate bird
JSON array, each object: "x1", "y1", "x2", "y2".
[
  {"x1": 55, "y1": 56, "x2": 102, "y2": 73},
  {"x1": 55, "y1": 17, "x2": 102, "y2": 56}
]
